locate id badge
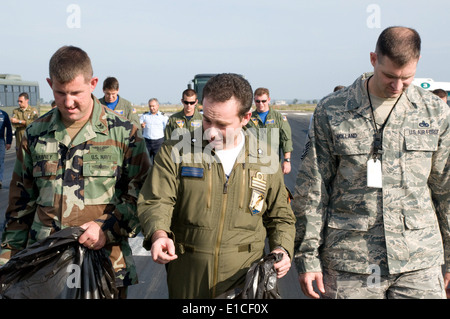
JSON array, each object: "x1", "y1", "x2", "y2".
[{"x1": 367, "y1": 158, "x2": 382, "y2": 188}]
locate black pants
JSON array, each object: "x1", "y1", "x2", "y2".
[{"x1": 145, "y1": 137, "x2": 164, "y2": 163}]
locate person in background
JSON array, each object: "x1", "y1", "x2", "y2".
[
  {"x1": 0, "y1": 108, "x2": 12, "y2": 189},
  {"x1": 246, "y1": 87, "x2": 293, "y2": 175},
  {"x1": 10, "y1": 92, "x2": 39, "y2": 150},
  {"x1": 140, "y1": 98, "x2": 168, "y2": 163},
  {"x1": 432, "y1": 88, "x2": 448, "y2": 105},
  {"x1": 164, "y1": 89, "x2": 203, "y2": 140},
  {"x1": 99, "y1": 76, "x2": 140, "y2": 129}
]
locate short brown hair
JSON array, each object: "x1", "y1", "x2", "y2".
[
  {"x1": 49, "y1": 46, "x2": 93, "y2": 83},
  {"x1": 202, "y1": 73, "x2": 253, "y2": 119},
  {"x1": 103, "y1": 77, "x2": 120, "y2": 91},
  {"x1": 375, "y1": 26, "x2": 421, "y2": 66},
  {"x1": 254, "y1": 87, "x2": 270, "y2": 97},
  {"x1": 182, "y1": 88, "x2": 197, "y2": 99}
]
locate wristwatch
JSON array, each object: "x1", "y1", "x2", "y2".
[{"x1": 284, "y1": 158, "x2": 291, "y2": 162}]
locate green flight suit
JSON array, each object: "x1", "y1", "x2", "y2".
[
  {"x1": 99, "y1": 95, "x2": 140, "y2": 129},
  {"x1": 138, "y1": 128, "x2": 296, "y2": 298},
  {"x1": 246, "y1": 107, "x2": 293, "y2": 158},
  {"x1": 164, "y1": 107, "x2": 203, "y2": 140},
  {"x1": 11, "y1": 106, "x2": 39, "y2": 149}
]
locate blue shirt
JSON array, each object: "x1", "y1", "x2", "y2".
[
  {"x1": 0, "y1": 110, "x2": 13, "y2": 144},
  {"x1": 257, "y1": 110, "x2": 270, "y2": 124},
  {"x1": 140, "y1": 111, "x2": 169, "y2": 140}
]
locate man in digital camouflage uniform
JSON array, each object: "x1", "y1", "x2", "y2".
[
  {"x1": 138, "y1": 73, "x2": 296, "y2": 298},
  {"x1": 294, "y1": 27, "x2": 450, "y2": 299},
  {"x1": 164, "y1": 88, "x2": 203, "y2": 140},
  {"x1": 0, "y1": 46, "x2": 150, "y2": 298},
  {"x1": 11, "y1": 92, "x2": 39, "y2": 150}
]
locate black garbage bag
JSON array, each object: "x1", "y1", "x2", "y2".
[
  {"x1": 0, "y1": 226, "x2": 118, "y2": 299},
  {"x1": 218, "y1": 253, "x2": 283, "y2": 299}
]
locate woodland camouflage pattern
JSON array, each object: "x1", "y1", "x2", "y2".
[
  {"x1": 0, "y1": 96, "x2": 150, "y2": 287},
  {"x1": 294, "y1": 73, "x2": 450, "y2": 276}
]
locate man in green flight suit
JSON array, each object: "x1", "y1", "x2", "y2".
[
  {"x1": 138, "y1": 73, "x2": 296, "y2": 299},
  {"x1": 164, "y1": 88, "x2": 203, "y2": 140},
  {"x1": 99, "y1": 76, "x2": 140, "y2": 129},
  {"x1": 246, "y1": 88, "x2": 293, "y2": 175},
  {"x1": 11, "y1": 92, "x2": 39, "y2": 150}
]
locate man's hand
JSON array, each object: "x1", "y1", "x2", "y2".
[
  {"x1": 78, "y1": 221, "x2": 106, "y2": 250},
  {"x1": 444, "y1": 272, "x2": 450, "y2": 299},
  {"x1": 271, "y1": 248, "x2": 291, "y2": 278},
  {"x1": 151, "y1": 230, "x2": 178, "y2": 264},
  {"x1": 298, "y1": 272, "x2": 325, "y2": 299}
]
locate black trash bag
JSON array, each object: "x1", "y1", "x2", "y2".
[
  {"x1": 0, "y1": 226, "x2": 118, "y2": 299},
  {"x1": 218, "y1": 253, "x2": 283, "y2": 299}
]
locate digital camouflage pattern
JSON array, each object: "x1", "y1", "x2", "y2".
[
  {"x1": 164, "y1": 107, "x2": 203, "y2": 140},
  {"x1": 294, "y1": 73, "x2": 450, "y2": 276},
  {"x1": 0, "y1": 96, "x2": 151, "y2": 287}
]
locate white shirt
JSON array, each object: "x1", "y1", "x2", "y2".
[
  {"x1": 140, "y1": 111, "x2": 169, "y2": 140},
  {"x1": 215, "y1": 131, "x2": 245, "y2": 177}
]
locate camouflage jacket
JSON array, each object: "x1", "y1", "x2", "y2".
[
  {"x1": 164, "y1": 107, "x2": 203, "y2": 140},
  {"x1": 293, "y1": 73, "x2": 450, "y2": 275},
  {"x1": 246, "y1": 107, "x2": 293, "y2": 156},
  {"x1": 0, "y1": 96, "x2": 150, "y2": 287}
]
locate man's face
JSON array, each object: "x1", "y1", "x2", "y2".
[
  {"x1": 17, "y1": 96, "x2": 29, "y2": 110},
  {"x1": 103, "y1": 89, "x2": 119, "y2": 103},
  {"x1": 149, "y1": 100, "x2": 159, "y2": 114},
  {"x1": 181, "y1": 94, "x2": 197, "y2": 116},
  {"x1": 202, "y1": 96, "x2": 251, "y2": 150},
  {"x1": 47, "y1": 74, "x2": 98, "y2": 123},
  {"x1": 254, "y1": 94, "x2": 270, "y2": 113},
  {"x1": 370, "y1": 52, "x2": 418, "y2": 98}
]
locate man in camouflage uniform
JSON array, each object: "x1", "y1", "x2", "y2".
[
  {"x1": 164, "y1": 88, "x2": 203, "y2": 140},
  {"x1": 246, "y1": 87, "x2": 293, "y2": 174},
  {"x1": 99, "y1": 76, "x2": 140, "y2": 129},
  {"x1": 11, "y1": 92, "x2": 39, "y2": 150},
  {"x1": 138, "y1": 74, "x2": 295, "y2": 298},
  {"x1": 0, "y1": 46, "x2": 150, "y2": 298},
  {"x1": 294, "y1": 27, "x2": 450, "y2": 299}
]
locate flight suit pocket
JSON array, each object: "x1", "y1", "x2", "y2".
[
  {"x1": 32, "y1": 153, "x2": 58, "y2": 207},
  {"x1": 83, "y1": 151, "x2": 118, "y2": 205},
  {"x1": 231, "y1": 169, "x2": 265, "y2": 231}
]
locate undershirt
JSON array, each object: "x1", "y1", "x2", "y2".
[
  {"x1": 369, "y1": 94, "x2": 399, "y2": 128},
  {"x1": 62, "y1": 116, "x2": 90, "y2": 141},
  {"x1": 215, "y1": 131, "x2": 245, "y2": 178}
]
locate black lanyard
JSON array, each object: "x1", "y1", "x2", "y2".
[{"x1": 366, "y1": 76, "x2": 402, "y2": 159}]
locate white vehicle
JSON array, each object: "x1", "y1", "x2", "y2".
[{"x1": 413, "y1": 77, "x2": 450, "y2": 105}]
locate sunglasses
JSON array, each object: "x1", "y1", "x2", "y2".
[
  {"x1": 183, "y1": 101, "x2": 196, "y2": 105},
  {"x1": 255, "y1": 100, "x2": 267, "y2": 103}
]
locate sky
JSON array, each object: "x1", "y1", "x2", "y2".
[{"x1": 2, "y1": 0, "x2": 450, "y2": 105}]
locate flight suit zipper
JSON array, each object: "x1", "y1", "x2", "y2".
[
  {"x1": 212, "y1": 170, "x2": 228, "y2": 298},
  {"x1": 207, "y1": 163, "x2": 212, "y2": 208}
]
